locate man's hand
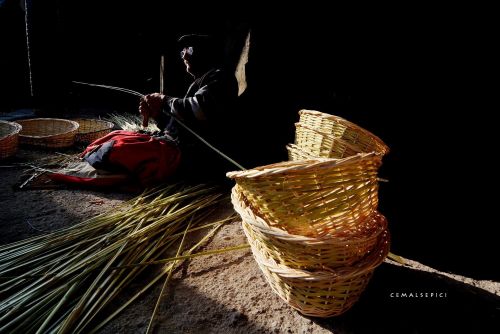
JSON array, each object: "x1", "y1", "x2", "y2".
[{"x1": 139, "y1": 93, "x2": 165, "y2": 127}]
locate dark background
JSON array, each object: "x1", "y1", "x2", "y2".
[{"x1": 1, "y1": 1, "x2": 497, "y2": 280}]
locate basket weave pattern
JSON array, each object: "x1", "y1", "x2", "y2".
[
  {"x1": 17, "y1": 118, "x2": 79, "y2": 148},
  {"x1": 249, "y1": 227, "x2": 390, "y2": 317},
  {"x1": 286, "y1": 143, "x2": 315, "y2": 161},
  {"x1": 295, "y1": 123, "x2": 362, "y2": 158},
  {"x1": 229, "y1": 110, "x2": 390, "y2": 317},
  {"x1": 233, "y1": 186, "x2": 388, "y2": 269},
  {"x1": 0, "y1": 120, "x2": 22, "y2": 159},
  {"x1": 227, "y1": 153, "x2": 382, "y2": 237},
  {"x1": 295, "y1": 110, "x2": 389, "y2": 158},
  {"x1": 74, "y1": 119, "x2": 114, "y2": 144}
]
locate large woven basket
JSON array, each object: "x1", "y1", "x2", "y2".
[
  {"x1": 73, "y1": 118, "x2": 114, "y2": 144},
  {"x1": 233, "y1": 186, "x2": 387, "y2": 269},
  {"x1": 249, "y1": 228, "x2": 390, "y2": 317},
  {"x1": 296, "y1": 110, "x2": 389, "y2": 158},
  {"x1": 0, "y1": 120, "x2": 22, "y2": 159},
  {"x1": 17, "y1": 118, "x2": 79, "y2": 148},
  {"x1": 227, "y1": 153, "x2": 382, "y2": 237}
]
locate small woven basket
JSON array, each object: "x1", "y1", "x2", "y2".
[
  {"x1": 295, "y1": 123, "x2": 362, "y2": 158},
  {"x1": 249, "y1": 227, "x2": 390, "y2": 317},
  {"x1": 0, "y1": 120, "x2": 22, "y2": 159},
  {"x1": 73, "y1": 119, "x2": 114, "y2": 144},
  {"x1": 233, "y1": 186, "x2": 388, "y2": 269},
  {"x1": 227, "y1": 153, "x2": 382, "y2": 237},
  {"x1": 17, "y1": 118, "x2": 79, "y2": 148},
  {"x1": 296, "y1": 110, "x2": 389, "y2": 157}
]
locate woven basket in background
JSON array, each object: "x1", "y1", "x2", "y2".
[
  {"x1": 0, "y1": 120, "x2": 22, "y2": 159},
  {"x1": 232, "y1": 186, "x2": 388, "y2": 269},
  {"x1": 17, "y1": 118, "x2": 79, "y2": 148},
  {"x1": 227, "y1": 153, "x2": 382, "y2": 237},
  {"x1": 296, "y1": 110, "x2": 389, "y2": 158},
  {"x1": 73, "y1": 119, "x2": 114, "y2": 144},
  {"x1": 248, "y1": 228, "x2": 390, "y2": 317}
]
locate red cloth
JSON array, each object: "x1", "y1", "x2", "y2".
[{"x1": 81, "y1": 130, "x2": 181, "y2": 186}]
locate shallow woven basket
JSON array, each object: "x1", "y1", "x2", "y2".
[
  {"x1": 296, "y1": 110, "x2": 389, "y2": 157},
  {"x1": 0, "y1": 120, "x2": 22, "y2": 159},
  {"x1": 17, "y1": 118, "x2": 79, "y2": 148},
  {"x1": 227, "y1": 153, "x2": 382, "y2": 237},
  {"x1": 74, "y1": 118, "x2": 114, "y2": 144},
  {"x1": 249, "y1": 228, "x2": 390, "y2": 317},
  {"x1": 232, "y1": 186, "x2": 388, "y2": 269}
]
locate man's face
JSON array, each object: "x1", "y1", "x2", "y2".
[{"x1": 180, "y1": 46, "x2": 194, "y2": 75}]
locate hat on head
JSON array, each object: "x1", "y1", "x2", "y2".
[
  {"x1": 177, "y1": 33, "x2": 224, "y2": 64},
  {"x1": 177, "y1": 34, "x2": 213, "y2": 49}
]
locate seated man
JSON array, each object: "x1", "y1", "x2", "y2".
[{"x1": 139, "y1": 34, "x2": 240, "y2": 182}]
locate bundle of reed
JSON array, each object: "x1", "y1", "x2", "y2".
[
  {"x1": 0, "y1": 184, "x2": 234, "y2": 333},
  {"x1": 16, "y1": 152, "x2": 80, "y2": 189},
  {"x1": 106, "y1": 113, "x2": 160, "y2": 133}
]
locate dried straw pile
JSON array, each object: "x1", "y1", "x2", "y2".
[{"x1": 0, "y1": 184, "x2": 234, "y2": 333}]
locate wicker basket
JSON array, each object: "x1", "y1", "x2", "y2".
[
  {"x1": 249, "y1": 228, "x2": 390, "y2": 317},
  {"x1": 297, "y1": 110, "x2": 389, "y2": 157},
  {"x1": 73, "y1": 119, "x2": 114, "y2": 144},
  {"x1": 17, "y1": 118, "x2": 79, "y2": 148},
  {"x1": 295, "y1": 123, "x2": 362, "y2": 158},
  {"x1": 0, "y1": 120, "x2": 22, "y2": 159},
  {"x1": 233, "y1": 186, "x2": 388, "y2": 269},
  {"x1": 227, "y1": 153, "x2": 382, "y2": 237},
  {"x1": 286, "y1": 143, "x2": 315, "y2": 161}
]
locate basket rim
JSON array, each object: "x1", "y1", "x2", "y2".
[
  {"x1": 299, "y1": 109, "x2": 389, "y2": 151},
  {"x1": 17, "y1": 118, "x2": 79, "y2": 139},
  {"x1": 253, "y1": 229, "x2": 389, "y2": 281},
  {"x1": 72, "y1": 118, "x2": 115, "y2": 134},
  {"x1": 232, "y1": 186, "x2": 387, "y2": 244},
  {"x1": 0, "y1": 120, "x2": 22, "y2": 140},
  {"x1": 227, "y1": 152, "x2": 380, "y2": 179}
]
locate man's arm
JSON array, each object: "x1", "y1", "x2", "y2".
[{"x1": 140, "y1": 71, "x2": 234, "y2": 125}]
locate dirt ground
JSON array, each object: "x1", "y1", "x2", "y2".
[{"x1": 1, "y1": 146, "x2": 499, "y2": 333}]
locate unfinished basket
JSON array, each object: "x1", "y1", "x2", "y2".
[
  {"x1": 227, "y1": 153, "x2": 382, "y2": 237},
  {"x1": 17, "y1": 118, "x2": 79, "y2": 148},
  {"x1": 297, "y1": 110, "x2": 389, "y2": 157},
  {"x1": 74, "y1": 118, "x2": 114, "y2": 144},
  {"x1": 233, "y1": 186, "x2": 388, "y2": 269},
  {"x1": 0, "y1": 120, "x2": 22, "y2": 159},
  {"x1": 250, "y1": 228, "x2": 390, "y2": 317}
]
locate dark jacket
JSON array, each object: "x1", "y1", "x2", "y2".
[{"x1": 159, "y1": 67, "x2": 239, "y2": 180}]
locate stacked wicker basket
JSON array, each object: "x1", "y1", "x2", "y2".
[
  {"x1": 227, "y1": 109, "x2": 390, "y2": 317},
  {"x1": 0, "y1": 120, "x2": 22, "y2": 159},
  {"x1": 17, "y1": 118, "x2": 80, "y2": 148},
  {"x1": 14, "y1": 118, "x2": 115, "y2": 148}
]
